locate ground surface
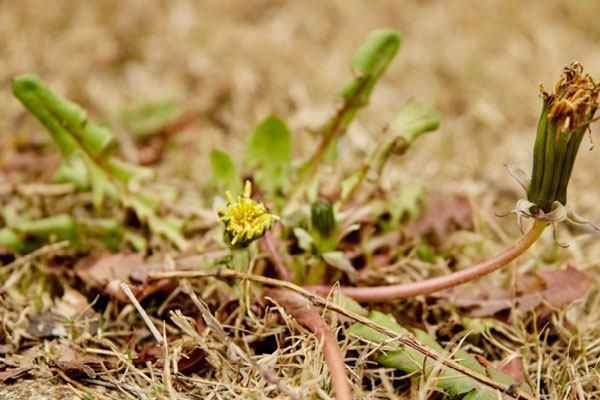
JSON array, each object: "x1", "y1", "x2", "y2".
[{"x1": 0, "y1": 1, "x2": 599, "y2": 399}]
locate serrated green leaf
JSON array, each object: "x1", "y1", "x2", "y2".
[
  {"x1": 393, "y1": 185, "x2": 424, "y2": 221},
  {"x1": 210, "y1": 149, "x2": 242, "y2": 196},
  {"x1": 391, "y1": 100, "x2": 440, "y2": 143},
  {"x1": 120, "y1": 191, "x2": 189, "y2": 251},
  {"x1": 119, "y1": 99, "x2": 180, "y2": 138},
  {"x1": 53, "y1": 155, "x2": 90, "y2": 191},
  {"x1": 339, "y1": 29, "x2": 401, "y2": 106},
  {"x1": 12, "y1": 74, "x2": 114, "y2": 157},
  {"x1": 246, "y1": 116, "x2": 291, "y2": 195},
  {"x1": 351, "y1": 311, "x2": 516, "y2": 400}
]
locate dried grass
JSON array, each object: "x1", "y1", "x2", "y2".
[{"x1": 1, "y1": 1, "x2": 599, "y2": 399}]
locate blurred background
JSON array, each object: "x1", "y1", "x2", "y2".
[{"x1": 2, "y1": 0, "x2": 599, "y2": 220}]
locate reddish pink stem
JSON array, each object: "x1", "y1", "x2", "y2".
[
  {"x1": 263, "y1": 231, "x2": 291, "y2": 281},
  {"x1": 307, "y1": 221, "x2": 547, "y2": 302},
  {"x1": 267, "y1": 288, "x2": 352, "y2": 400}
]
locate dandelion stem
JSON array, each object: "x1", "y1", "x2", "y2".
[{"x1": 307, "y1": 220, "x2": 547, "y2": 302}]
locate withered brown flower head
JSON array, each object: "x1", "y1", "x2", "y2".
[
  {"x1": 527, "y1": 62, "x2": 599, "y2": 213},
  {"x1": 541, "y1": 62, "x2": 599, "y2": 134}
]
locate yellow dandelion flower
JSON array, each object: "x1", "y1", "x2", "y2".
[{"x1": 217, "y1": 181, "x2": 279, "y2": 247}]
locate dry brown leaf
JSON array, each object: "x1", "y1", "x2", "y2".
[
  {"x1": 76, "y1": 253, "x2": 173, "y2": 301},
  {"x1": 75, "y1": 253, "x2": 146, "y2": 288},
  {"x1": 0, "y1": 367, "x2": 31, "y2": 382},
  {"x1": 54, "y1": 287, "x2": 90, "y2": 319},
  {"x1": 407, "y1": 194, "x2": 473, "y2": 242},
  {"x1": 55, "y1": 346, "x2": 112, "y2": 378},
  {"x1": 499, "y1": 357, "x2": 525, "y2": 383},
  {"x1": 26, "y1": 313, "x2": 67, "y2": 338},
  {"x1": 441, "y1": 265, "x2": 591, "y2": 317}
]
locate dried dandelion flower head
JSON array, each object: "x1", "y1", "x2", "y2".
[
  {"x1": 217, "y1": 181, "x2": 279, "y2": 247},
  {"x1": 528, "y1": 62, "x2": 599, "y2": 212}
]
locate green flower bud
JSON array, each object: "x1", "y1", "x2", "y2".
[
  {"x1": 528, "y1": 62, "x2": 599, "y2": 212},
  {"x1": 310, "y1": 199, "x2": 336, "y2": 238}
]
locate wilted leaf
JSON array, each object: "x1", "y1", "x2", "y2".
[
  {"x1": 26, "y1": 313, "x2": 67, "y2": 338},
  {"x1": 54, "y1": 287, "x2": 91, "y2": 319},
  {"x1": 407, "y1": 194, "x2": 473, "y2": 241},
  {"x1": 0, "y1": 367, "x2": 31, "y2": 382},
  {"x1": 441, "y1": 265, "x2": 591, "y2": 317},
  {"x1": 177, "y1": 347, "x2": 207, "y2": 374},
  {"x1": 245, "y1": 116, "x2": 291, "y2": 195},
  {"x1": 76, "y1": 253, "x2": 145, "y2": 288},
  {"x1": 55, "y1": 346, "x2": 111, "y2": 378},
  {"x1": 499, "y1": 357, "x2": 525, "y2": 383},
  {"x1": 210, "y1": 149, "x2": 242, "y2": 196}
]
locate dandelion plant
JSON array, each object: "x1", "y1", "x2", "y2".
[{"x1": 309, "y1": 62, "x2": 599, "y2": 302}]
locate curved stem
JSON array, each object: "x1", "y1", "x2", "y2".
[
  {"x1": 262, "y1": 231, "x2": 291, "y2": 281},
  {"x1": 307, "y1": 220, "x2": 547, "y2": 302},
  {"x1": 267, "y1": 288, "x2": 352, "y2": 400}
]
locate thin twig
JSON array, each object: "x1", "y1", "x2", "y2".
[
  {"x1": 267, "y1": 288, "x2": 352, "y2": 400},
  {"x1": 119, "y1": 281, "x2": 164, "y2": 344},
  {"x1": 307, "y1": 220, "x2": 547, "y2": 302},
  {"x1": 149, "y1": 269, "x2": 534, "y2": 400}
]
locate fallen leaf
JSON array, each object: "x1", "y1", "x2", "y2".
[
  {"x1": 76, "y1": 253, "x2": 173, "y2": 301},
  {"x1": 407, "y1": 194, "x2": 472, "y2": 242},
  {"x1": 55, "y1": 346, "x2": 112, "y2": 378},
  {"x1": 75, "y1": 253, "x2": 145, "y2": 288},
  {"x1": 54, "y1": 286, "x2": 90, "y2": 319},
  {"x1": 499, "y1": 357, "x2": 525, "y2": 383},
  {"x1": 177, "y1": 346, "x2": 207, "y2": 374},
  {"x1": 0, "y1": 367, "x2": 31, "y2": 382},
  {"x1": 440, "y1": 265, "x2": 591, "y2": 318},
  {"x1": 26, "y1": 313, "x2": 67, "y2": 338}
]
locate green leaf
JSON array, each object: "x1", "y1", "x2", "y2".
[
  {"x1": 332, "y1": 293, "x2": 368, "y2": 316},
  {"x1": 246, "y1": 116, "x2": 291, "y2": 195},
  {"x1": 322, "y1": 251, "x2": 356, "y2": 275},
  {"x1": 210, "y1": 149, "x2": 243, "y2": 196},
  {"x1": 350, "y1": 311, "x2": 519, "y2": 400},
  {"x1": 12, "y1": 74, "x2": 114, "y2": 157},
  {"x1": 293, "y1": 227, "x2": 314, "y2": 252},
  {"x1": 119, "y1": 99, "x2": 181, "y2": 138},
  {"x1": 53, "y1": 156, "x2": 90, "y2": 191},
  {"x1": 339, "y1": 29, "x2": 401, "y2": 106},
  {"x1": 14, "y1": 214, "x2": 76, "y2": 242},
  {"x1": 0, "y1": 228, "x2": 24, "y2": 252},
  {"x1": 392, "y1": 185, "x2": 424, "y2": 221},
  {"x1": 391, "y1": 100, "x2": 440, "y2": 143},
  {"x1": 120, "y1": 191, "x2": 189, "y2": 251},
  {"x1": 13, "y1": 74, "x2": 187, "y2": 250}
]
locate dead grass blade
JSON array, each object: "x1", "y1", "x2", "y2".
[{"x1": 149, "y1": 269, "x2": 535, "y2": 400}]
